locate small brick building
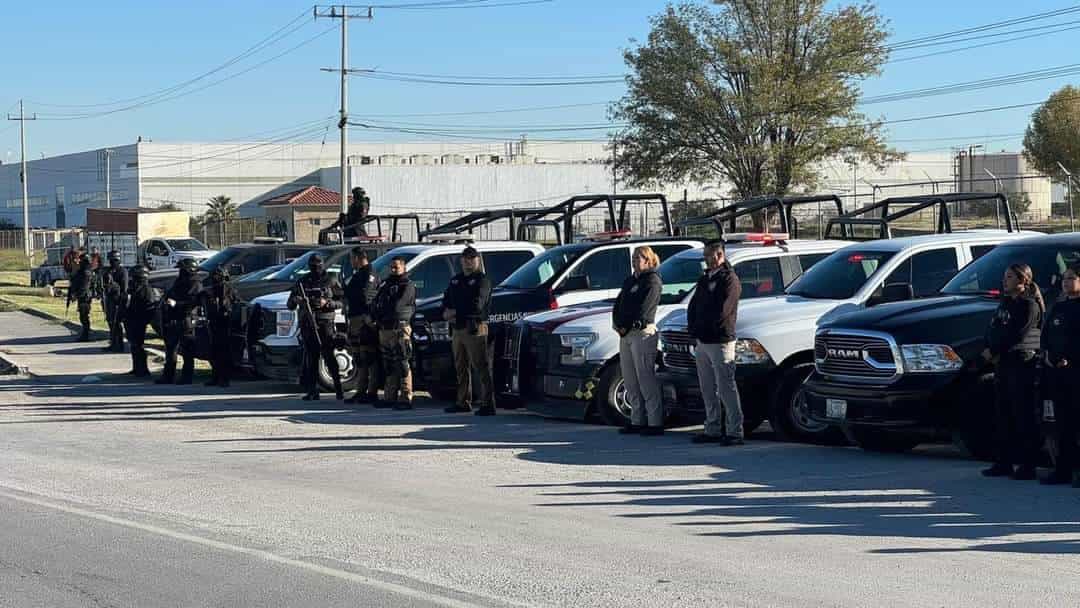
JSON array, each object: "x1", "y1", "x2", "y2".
[{"x1": 259, "y1": 186, "x2": 350, "y2": 244}]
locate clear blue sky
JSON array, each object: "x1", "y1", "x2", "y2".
[{"x1": 1, "y1": 0, "x2": 1077, "y2": 160}]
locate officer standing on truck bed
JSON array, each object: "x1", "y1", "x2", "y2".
[
  {"x1": 157, "y1": 258, "x2": 203, "y2": 385},
  {"x1": 442, "y1": 246, "x2": 496, "y2": 416},
  {"x1": 982, "y1": 263, "x2": 1045, "y2": 481},
  {"x1": 687, "y1": 240, "x2": 744, "y2": 446},
  {"x1": 372, "y1": 256, "x2": 416, "y2": 410},
  {"x1": 67, "y1": 254, "x2": 94, "y2": 342},
  {"x1": 344, "y1": 247, "x2": 381, "y2": 405},
  {"x1": 287, "y1": 254, "x2": 345, "y2": 401},
  {"x1": 202, "y1": 267, "x2": 237, "y2": 388},
  {"x1": 124, "y1": 264, "x2": 156, "y2": 378},
  {"x1": 1039, "y1": 265, "x2": 1080, "y2": 487},
  {"x1": 101, "y1": 250, "x2": 129, "y2": 353}
]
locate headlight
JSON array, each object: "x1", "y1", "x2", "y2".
[
  {"x1": 430, "y1": 320, "x2": 451, "y2": 342},
  {"x1": 735, "y1": 338, "x2": 772, "y2": 365},
  {"x1": 275, "y1": 310, "x2": 297, "y2": 337},
  {"x1": 559, "y1": 332, "x2": 597, "y2": 365},
  {"x1": 900, "y1": 344, "x2": 963, "y2": 372}
]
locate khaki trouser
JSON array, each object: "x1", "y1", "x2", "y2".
[
  {"x1": 619, "y1": 329, "x2": 662, "y2": 427},
  {"x1": 452, "y1": 323, "x2": 493, "y2": 409},
  {"x1": 348, "y1": 316, "x2": 378, "y2": 396},
  {"x1": 695, "y1": 340, "x2": 744, "y2": 438},
  {"x1": 379, "y1": 325, "x2": 412, "y2": 403}
]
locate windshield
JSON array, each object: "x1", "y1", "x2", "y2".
[
  {"x1": 942, "y1": 243, "x2": 1080, "y2": 297},
  {"x1": 499, "y1": 246, "x2": 586, "y2": 289},
  {"x1": 273, "y1": 248, "x2": 339, "y2": 282},
  {"x1": 658, "y1": 253, "x2": 704, "y2": 305},
  {"x1": 371, "y1": 252, "x2": 419, "y2": 279},
  {"x1": 237, "y1": 264, "x2": 284, "y2": 282},
  {"x1": 197, "y1": 247, "x2": 242, "y2": 272},
  {"x1": 787, "y1": 249, "x2": 896, "y2": 300},
  {"x1": 166, "y1": 238, "x2": 208, "y2": 252}
]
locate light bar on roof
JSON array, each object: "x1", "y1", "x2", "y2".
[
  {"x1": 345, "y1": 235, "x2": 388, "y2": 243},
  {"x1": 586, "y1": 228, "x2": 633, "y2": 242},
  {"x1": 424, "y1": 234, "x2": 476, "y2": 243},
  {"x1": 723, "y1": 232, "x2": 789, "y2": 244}
]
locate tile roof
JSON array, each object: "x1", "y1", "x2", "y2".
[{"x1": 259, "y1": 186, "x2": 352, "y2": 207}]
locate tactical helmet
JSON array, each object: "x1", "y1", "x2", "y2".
[
  {"x1": 130, "y1": 265, "x2": 149, "y2": 279},
  {"x1": 308, "y1": 253, "x2": 325, "y2": 274},
  {"x1": 176, "y1": 258, "x2": 198, "y2": 277},
  {"x1": 107, "y1": 250, "x2": 121, "y2": 262}
]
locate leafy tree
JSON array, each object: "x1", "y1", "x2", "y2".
[
  {"x1": 1023, "y1": 85, "x2": 1080, "y2": 213},
  {"x1": 156, "y1": 202, "x2": 181, "y2": 211},
  {"x1": 205, "y1": 195, "x2": 238, "y2": 223},
  {"x1": 612, "y1": 0, "x2": 901, "y2": 201}
]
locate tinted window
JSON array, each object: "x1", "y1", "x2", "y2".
[
  {"x1": 798, "y1": 253, "x2": 831, "y2": 272},
  {"x1": 786, "y1": 250, "x2": 896, "y2": 300},
  {"x1": 371, "y1": 251, "x2": 419, "y2": 280},
  {"x1": 970, "y1": 244, "x2": 997, "y2": 260},
  {"x1": 734, "y1": 257, "x2": 785, "y2": 298},
  {"x1": 482, "y1": 251, "x2": 535, "y2": 284},
  {"x1": 283, "y1": 246, "x2": 312, "y2": 261},
  {"x1": 650, "y1": 244, "x2": 694, "y2": 263},
  {"x1": 500, "y1": 245, "x2": 587, "y2": 289},
  {"x1": 166, "y1": 238, "x2": 208, "y2": 252},
  {"x1": 274, "y1": 248, "x2": 339, "y2": 283},
  {"x1": 239, "y1": 250, "x2": 277, "y2": 275},
  {"x1": 942, "y1": 244, "x2": 1080, "y2": 297},
  {"x1": 658, "y1": 252, "x2": 704, "y2": 305},
  {"x1": 566, "y1": 247, "x2": 631, "y2": 290},
  {"x1": 198, "y1": 246, "x2": 244, "y2": 272},
  {"x1": 410, "y1": 256, "x2": 454, "y2": 300},
  {"x1": 883, "y1": 248, "x2": 958, "y2": 298}
]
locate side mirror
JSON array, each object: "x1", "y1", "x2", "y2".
[
  {"x1": 880, "y1": 282, "x2": 914, "y2": 305},
  {"x1": 558, "y1": 274, "x2": 591, "y2": 293}
]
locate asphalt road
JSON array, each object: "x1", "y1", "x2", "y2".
[{"x1": 2, "y1": 311, "x2": 1079, "y2": 607}]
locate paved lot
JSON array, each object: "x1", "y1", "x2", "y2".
[{"x1": 1, "y1": 310, "x2": 1078, "y2": 607}]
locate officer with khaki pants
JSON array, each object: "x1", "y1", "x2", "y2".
[
  {"x1": 344, "y1": 247, "x2": 381, "y2": 404},
  {"x1": 371, "y1": 256, "x2": 416, "y2": 410},
  {"x1": 614, "y1": 246, "x2": 664, "y2": 435},
  {"x1": 442, "y1": 246, "x2": 496, "y2": 416}
]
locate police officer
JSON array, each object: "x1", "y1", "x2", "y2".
[
  {"x1": 687, "y1": 240, "x2": 744, "y2": 446},
  {"x1": 124, "y1": 265, "x2": 156, "y2": 377},
  {"x1": 372, "y1": 256, "x2": 416, "y2": 410},
  {"x1": 323, "y1": 187, "x2": 371, "y2": 240},
  {"x1": 101, "y1": 250, "x2": 129, "y2": 352},
  {"x1": 344, "y1": 248, "x2": 381, "y2": 404},
  {"x1": 982, "y1": 263, "x2": 1045, "y2": 480},
  {"x1": 157, "y1": 258, "x2": 203, "y2": 385},
  {"x1": 442, "y1": 246, "x2": 495, "y2": 416},
  {"x1": 1039, "y1": 266, "x2": 1080, "y2": 486},
  {"x1": 613, "y1": 246, "x2": 664, "y2": 435},
  {"x1": 67, "y1": 255, "x2": 94, "y2": 342},
  {"x1": 202, "y1": 267, "x2": 237, "y2": 388},
  {"x1": 287, "y1": 254, "x2": 345, "y2": 401}
]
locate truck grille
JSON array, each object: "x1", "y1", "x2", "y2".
[
  {"x1": 660, "y1": 330, "x2": 696, "y2": 372},
  {"x1": 814, "y1": 330, "x2": 899, "y2": 383}
]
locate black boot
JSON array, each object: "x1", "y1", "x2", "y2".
[{"x1": 333, "y1": 376, "x2": 344, "y2": 402}]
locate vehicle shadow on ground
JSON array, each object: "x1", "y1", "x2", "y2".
[
  {"x1": 0, "y1": 335, "x2": 84, "y2": 347},
  {"x1": 206, "y1": 410, "x2": 1080, "y2": 556}
]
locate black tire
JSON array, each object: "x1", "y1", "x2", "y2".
[
  {"x1": 597, "y1": 363, "x2": 631, "y2": 426},
  {"x1": 318, "y1": 347, "x2": 358, "y2": 392},
  {"x1": 845, "y1": 426, "x2": 921, "y2": 453},
  {"x1": 769, "y1": 361, "x2": 847, "y2": 445},
  {"x1": 953, "y1": 373, "x2": 997, "y2": 461}
]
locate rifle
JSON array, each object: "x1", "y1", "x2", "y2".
[{"x1": 296, "y1": 285, "x2": 326, "y2": 350}]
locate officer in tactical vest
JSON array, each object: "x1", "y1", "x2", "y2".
[
  {"x1": 202, "y1": 266, "x2": 237, "y2": 387},
  {"x1": 67, "y1": 255, "x2": 94, "y2": 342},
  {"x1": 442, "y1": 246, "x2": 495, "y2": 416},
  {"x1": 124, "y1": 264, "x2": 157, "y2": 377},
  {"x1": 157, "y1": 258, "x2": 203, "y2": 385},
  {"x1": 372, "y1": 256, "x2": 416, "y2": 410},
  {"x1": 101, "y1": 250, "x2": 129, "y2": 352},
  {"x1": 344, "y1": 248, "x2": 381, "y2": 404},
  {"x1": 287, "y1": 254, "x2": 345, "y2": 401}
]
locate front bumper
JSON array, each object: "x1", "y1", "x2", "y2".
[
  {"x1": 252, "y1": 337, "x2": 302, "y2": 383},
  {"x1": 657, "y1": 362, "x2": 775, "y2": 421},
  {"x1": 802, "y1": 371, "x2": 964, "y2": 432},
  {"x1": 520, "y1": 363, "x2": 603, "y2": 420}
]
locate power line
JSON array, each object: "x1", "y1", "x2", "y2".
[
  {"x1": 888, "y1": 5, "x2": 1080, "y2": 49},
  {"x1": 862, "y1": 62, "x2": 1080, "y2": 105},
  {"x1": 888, "y1": 22, "x2": 1080, "y2": 64}
]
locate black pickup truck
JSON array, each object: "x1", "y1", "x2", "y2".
[{"x1": 803, "y1": 233, "x2": 1080, "y2": 456}]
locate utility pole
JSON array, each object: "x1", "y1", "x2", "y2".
[
  {"x1": 316, "y1": 5, "x2": 373, "y2": 216},
  {"x1": 104, "y1": 149, "x2": 112, "y2": 209},
  {"x1": 7, "y1": 100, "x2": 37, "y2": 261},
  {"x1": 1056, "y1": 161, "x2": 1075, "y2": 232}
]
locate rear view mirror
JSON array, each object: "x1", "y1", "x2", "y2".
[
  {"x1": 559, "y1": 274, "x2": 591, "y2": 293},
  {"x1": 880, "y1": 283, "x2": 914, "y2": 304}
]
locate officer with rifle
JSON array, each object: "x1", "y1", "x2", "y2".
[
  {"x1": 287, "y1": 254, "x2": 345, "y2": 401},
  {"x1": 101, "y1": 250, "x2": 129, "y2": 352},
  {"x1": 124, "y1": 265, "x2": 157, "y2": 377},
  {"x1": 66, "y1": 254, "x2": 95, "y2": 342},
  {"x1": 201, "y1": 266, "x2": 237, "y2": 388},
  {"x1": 157, "y1": 258, "x2": 203, "y2": 385},
  {"x1": 371, "y1": 256, "x2": 416, "y2": 410}
]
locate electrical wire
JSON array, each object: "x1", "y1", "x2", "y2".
[{"x1": 887, "y1": 5, "x2": 1080, "y2": 49}]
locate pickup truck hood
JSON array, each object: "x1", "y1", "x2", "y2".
[
  {"x1": 251, "y1": 290, "x2": 290, "y2": 310},
  {"x1": 819, "y1": 294, "x2": 999, "y2": 355},
  {"x1": 658, "y1": 295, "x2": 854, "y2": 334}
]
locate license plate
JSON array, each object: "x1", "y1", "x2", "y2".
[
  {"x1": 1043, "y1": 399, "x2": 1056, "y2": 422},
  {"x1": 826, "y1": 399, "x2": 848, "y2": 420}
]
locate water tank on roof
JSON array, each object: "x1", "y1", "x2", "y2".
[
  {"x1": 379, "y1": 154, "x2": 401, "y2": 165},
  {"x1": 410, "y1": 154, "x2": 433, "y2": 165},
  {"x1": 441, "y1": 154, "x2": 466, "y2": 165}
]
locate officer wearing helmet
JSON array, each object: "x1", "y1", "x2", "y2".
[
  {"x1": 157, "y1": 258, "x2": 203, "y2": 384},
  {"x1": 101, "y1": 250, "x2": 129, "y2": 352},
  {"x1": 287, "y1": 253, "x2": 345, "y2": 400},
  {"x1": 66, "y1": 254, "x2": 94, "y2": 341},
  {"x1": 124, "y1": 264, "x2": 157, "y2": 377},
  {"x1": 201, "y1": 266, "x2": 237, "y2": 387},
  {"x1": 324, "y1": 187, "x2": 371, "y2": 240}
]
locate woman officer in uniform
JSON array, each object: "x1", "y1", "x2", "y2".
[
  {"x1": 1040, "y1": 266, "x2": 1080, "y2": 486},
  {"x1": 982, "y1": 263, "x2": 1045, "y2": 481}
]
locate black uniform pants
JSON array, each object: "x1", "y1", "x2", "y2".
[
  {"x1": 209, "y1": 320, "x2": 232, "y2": 384},
  {"x1": 162, "y1": 323, "x2": 196, "y2": 381},
  {"x1": 105, "y1": 297, "x2": 124, "y2": 349},
  {"x1": 993, "y1": 352, "x2": 1040, "y2": 468},
  {"x1": 1044, "y1": 366, "x2": 1079, "y2": 476},
  {"x1": 77, "y1": 298, "x2": 91, "y2": 338},
  {"x1": 125, "y1": 317, "x2": 149, "y2": 375},
  {"x1": 300, "y1": 320, "x2": 340, "y2": 394}
]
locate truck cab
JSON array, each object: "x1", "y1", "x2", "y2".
[{"x1": 140, "y1": 237, "x2": 216, "y2": 270}]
